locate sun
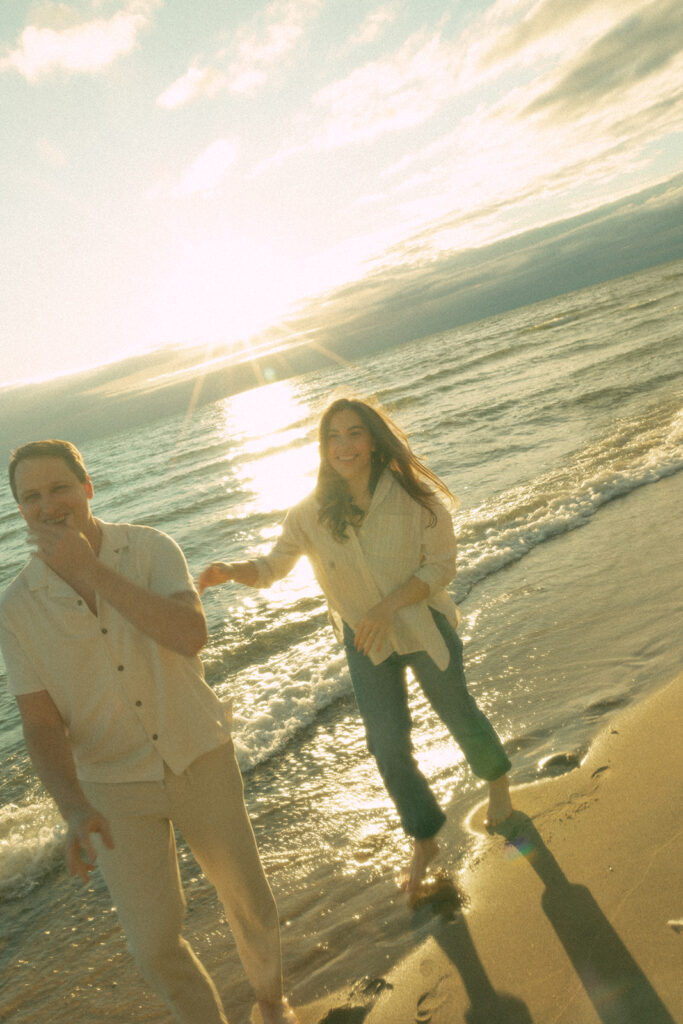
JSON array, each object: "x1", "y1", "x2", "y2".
[{"x1": 143, "y1": 230, "x2": 308, "y2": 356}]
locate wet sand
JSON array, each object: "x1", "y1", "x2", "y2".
[{"x1": 290, "y1": 673, "x2": 682, "y2": 1024}]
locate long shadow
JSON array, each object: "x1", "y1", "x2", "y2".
[
  {"x1": 316, "y1": 812, "x2": 675, "y2": 1024},
  {"x1": 430, "y1": 907, "x2": 535, "y2": 1023},
  {"x1": 465, "y1": 813, "x2": 676, "y2": 1024}
]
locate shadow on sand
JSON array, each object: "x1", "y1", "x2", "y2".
[
  {"x1": 429, "y1": 812, "x2": 675, "y2": 1024},
  {"x1": 313, "y1": 812, "x2": 675, "y2": 1023}
]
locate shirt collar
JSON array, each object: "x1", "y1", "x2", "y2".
[
  {"x1": 96, "y1": 520, "x2": 131, "y2": 560},
  {"x1": 366, "y1": 469, "x2": 395, "y2": 516}
]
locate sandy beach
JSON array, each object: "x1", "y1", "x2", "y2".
[{"x1": 290, "y1": 673, "x2": 682, "y2": 1024}]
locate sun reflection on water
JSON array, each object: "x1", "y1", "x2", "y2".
[
  {"x1": 219, "y1": 378, "x2": 320, "y2": 603},
  {"x1": 220, "y1": 378, "x2": 319, "y2": 514}
]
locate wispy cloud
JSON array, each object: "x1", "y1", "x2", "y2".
[
  {"x1": 525, "y1": 0, "x2": 683, "y2": 119},
  {"x1": 350, "y1": 6, "x2": 397, "y2": 47},
  {"x1": 157, "y1": 0, "x2": 320, "y2": 109},
  {"x1": 297, "y1": 0, "x2": 682, "y2": 261},
  {"x1": 0, "y1": 1, "x2": 159, "y2": 80},
  {"x1": 312, "y1": 31, "x2": 462, "y2": 148},
  {"x1": 476, "y1": 0, "x2": 644, "y2": 71},
  {"x1": 171, "y1": 138, "x2": 240, "y2": 198},
  {"x1": 156, "y1": 65, "x2": 227, "y2": 110}
]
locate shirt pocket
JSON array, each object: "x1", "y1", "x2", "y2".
[{"x1": 48, "y1": 599, "x2": 97, "y2": 638}]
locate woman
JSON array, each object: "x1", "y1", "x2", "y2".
[{"x1": 199, "y1": 397, "x2": 512, "y2": 892}]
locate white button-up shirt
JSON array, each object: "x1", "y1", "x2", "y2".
[
  {"x1": 0, "y1": 521, "x2": 231, "y2": 783},
  {"x1": 253, "y1": 471, "x2": 461, "y2": 669}
]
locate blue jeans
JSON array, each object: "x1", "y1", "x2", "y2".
[{"x1": 343, "y1": 609, "x2": 511, "y2": 840}]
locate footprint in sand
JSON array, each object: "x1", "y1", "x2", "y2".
[
  {"x1": 409, "y1": 871, "x2": 467, "y2": 919},
  {"x1": 415, "y1": 975, "x2": 450, "y2": 1022}
]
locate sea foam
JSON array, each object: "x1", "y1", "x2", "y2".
[
  {"x1": 0, "y1": 797, "x2": 64, "y2": 898},
  {"x1": 453, "y1": 400, "x2": 683, "y2": 601}
]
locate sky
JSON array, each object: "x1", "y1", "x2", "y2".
[{"x1": 1, "y1": 0, "x2": 682, "y2": 389}]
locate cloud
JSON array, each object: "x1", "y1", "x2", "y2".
[
  {"x1": 340, "y1": 0, "x2": 682, "y2": 260},
  {"x1": 268, "y1": 174, "x2": 683, "y2": 364},
  {"x1": 265, "y1": 0, "x2": 675, "y2": 165},
  {"x1": 312, "y1": 31, "x2": 462, "y2": 148},
  {"x1": 3, "y1": 176, "x2": 681, "y2": 452},
  {"x1": 171, "y1": 138, "x2": 240, "y2": 198},
  {"x1": 0, "y1": 1, "x2": 159, "y2": 80},
  {"x1": 157, "y1": 65, "x2": 228, "y2": 109},
  {"x1": 477, "y1": 0, "x2": 642, "y2": 69},
  {"x1": 525, "y1": 0, "x2": 683, "y2": 119},
  {"x1": 350, "y1": 6, "x2": 397, "y2": 46},
  {"x1": 157, "y1": 0, "x2": 320, "y2": 108}
]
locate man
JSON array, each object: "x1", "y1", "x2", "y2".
[{"x1": 0, "y1": 440, "x2": 297, "y2": 1024}]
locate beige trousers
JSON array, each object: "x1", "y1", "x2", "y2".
[{"x1": 82, "y1": 740, "x2": 282, "y2": 1024}]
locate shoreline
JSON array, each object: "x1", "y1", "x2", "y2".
[{"x1": 290, "y1": 673, "x2": 682, "y2": 1024}]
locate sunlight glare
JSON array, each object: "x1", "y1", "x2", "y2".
[{"x1": 221, "y1": 378, "x2": 319, "y2": 513}]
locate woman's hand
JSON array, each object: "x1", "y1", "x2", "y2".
[
  {"x1": 197, "y1": 561, "x2": 259, "y2": 593},
  {"x1": 354, "y1": 598, "x2": 396, "y2": 656},
  {"x1": 197, "y1": 562, "x2": 233, "y2": 594},
  {"x1": 353, "y1": 577, "x2": 430, "y2": 656}
]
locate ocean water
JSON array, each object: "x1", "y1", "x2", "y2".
[{"x1": 0, "y1": 259, "x2": 682, "y2": 1022}]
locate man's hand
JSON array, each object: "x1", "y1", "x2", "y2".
[
  {"x1": 28, "y1": 522, "x2": 97, "y2": 588},
  {"x1": 65, "y1": 805, "x2": 114, "y2": 884},
  {"x1": 353, "y1": 599, "x2": 396, "y2": 656}
]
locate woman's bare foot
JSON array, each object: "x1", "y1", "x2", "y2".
[
  {"x1": 400, "y1": 836, "x2": 439, "y2": 893},
  {"x1": 256, "y1": 996, "x2": 299, "y2": 1024},
  {"x1": 484, "y1": 774, "x2": 513, "y2": 828}
]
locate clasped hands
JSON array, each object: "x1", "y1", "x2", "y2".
[{"x1": 197, "y1": 562, "x2": 233, "y2": 595}]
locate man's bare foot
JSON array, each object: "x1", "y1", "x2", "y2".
[
  {"x1": 256, "y1": 996, "x2": 299, "y2": 1024},
  {"x1": 400, "y1": 836, "x2": 439, "y2": 893},
  {"x1": 484, "y1": 774, "x2": 513, "y2": 828}
]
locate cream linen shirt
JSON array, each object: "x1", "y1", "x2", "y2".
[
  {"x1": 253, "y1": 471, "x2": 461, "y2": 669},
  {"x1": 0, "y1": 521, "x2": 232, "y2": 783}
]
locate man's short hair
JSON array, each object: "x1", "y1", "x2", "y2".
[{"x1": 9, "y1": 440, "x2": 89, "y2": 502}]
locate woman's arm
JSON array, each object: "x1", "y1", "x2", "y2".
[
  {"x1": 197, "y1": 560, "x2": 259, "y2": 593},
  {"x1": 353, "y1": 576, "x2": 429, "y2": 656},
  {"x1": 198, "y1": 504, "x2": 307, "y2": 595},
  {"x1": 413, "y1": 498, "x2": 458, "y2": 593},
  {"x1": 354, "y1": 494, "x2": 457, "y2": 656}
]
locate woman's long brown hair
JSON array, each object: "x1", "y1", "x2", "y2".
[{"x1": 315, "y1": 397, "x2": 455, "y2": 541}]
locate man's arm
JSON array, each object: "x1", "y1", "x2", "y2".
[
  {"x1": 16, "y1": 690, "x2": 114, "y2": 883},
  {"x1": 87, "y1": 564, "x2": 208, "y2": 657},
  {"x1": 30, "y1": 522, "x2": 208, "y2": 657}
]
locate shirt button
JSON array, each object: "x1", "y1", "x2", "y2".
[
  {"x1": 152, "y1": 734, "x2": 158, "y2": 741},
  {"x1": 117, "y1": 665, "x2": 124, "y2": 671},
  {"x1": 135, "y1": 700, "x2": 142, "y2": 707},
  {"x1": 77, "y1": 599, "x2": 83, "y2": 606},
  {"x1": 101, "y1": 628, "x2": 108, "y2": 635}
]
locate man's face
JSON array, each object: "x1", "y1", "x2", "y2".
[{"x1": 14, "y1": 456, "x2": 94, "y2": 534}]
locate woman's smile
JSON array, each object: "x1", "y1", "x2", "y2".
[{"x1": 325, "y1": 409, "x2": 375, "y2": 487}]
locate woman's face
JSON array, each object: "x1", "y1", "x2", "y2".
[{"x1": 324, "y1": 408, "x2": 375, "y2": 488}]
